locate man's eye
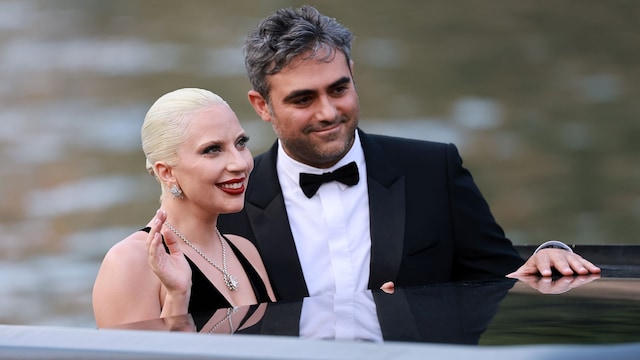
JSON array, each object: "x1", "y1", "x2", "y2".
[
  {"x1": 294, "y1": 96, "x2": 312, "y2": 106},
  {"x1": 332, "y1": 86, "x2": 348, "y2": 95}
]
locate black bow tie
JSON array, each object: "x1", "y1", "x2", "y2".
[{"x1": 299, "y1": 161, "x2": 359, "y2": 198}]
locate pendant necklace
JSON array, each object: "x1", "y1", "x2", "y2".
[{"x1": 164, "y1": 222, "x2": 239, "y2": 291}]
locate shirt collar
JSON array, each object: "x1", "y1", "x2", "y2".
[{"x1": 277, "y1": 131, "x2": 365, "y2": 186}]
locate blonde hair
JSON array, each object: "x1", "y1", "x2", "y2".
[{"x1": 141, "y1": 88, "x2": 229, "y2": 196}]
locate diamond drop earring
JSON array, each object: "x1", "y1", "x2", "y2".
[{"x1": 170, "y1": 184, "x2": 184, "y2": 199}]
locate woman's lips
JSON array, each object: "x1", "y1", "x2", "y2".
[{"x1": 217, "y1": 178, "x2": 246, "y2": 195}]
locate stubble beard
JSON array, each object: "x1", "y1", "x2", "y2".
[{"x1": 274, "y1": 116, "x2": 358, "y2": 169}]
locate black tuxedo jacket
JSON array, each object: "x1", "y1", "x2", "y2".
[{"x1": 218, "y1": 129, "x2": 525, "y2": 301}]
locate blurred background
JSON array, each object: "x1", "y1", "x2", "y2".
[{"x1": 0, "y1": 0, "x2": 638, "y2": 327}]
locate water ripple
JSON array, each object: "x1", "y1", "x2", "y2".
[{"x1": 26, "y1": 175, "x2": 155, "y2": 218}]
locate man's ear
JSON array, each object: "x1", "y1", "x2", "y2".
[
  {"x1": 349, "y1": 60, "x2": 357, "y2": 88},
  {"x1": 248, "y1": 90, "x2": 272, "y2": 123}
]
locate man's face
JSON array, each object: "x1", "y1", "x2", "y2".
[{"x1": 258, "y1": 50, "x2": 360, "y2": 168}]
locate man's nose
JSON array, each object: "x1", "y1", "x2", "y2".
[{"x1": 314, "y1": 95, "x2": 338, "y2": 121}]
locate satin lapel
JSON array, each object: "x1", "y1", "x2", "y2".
[
  {"x1": 359, "y1": 130, "x2": 406, "y2": 289},
  {"x1": 245, "y1": 143, "x2": 309, "y2": 300}
]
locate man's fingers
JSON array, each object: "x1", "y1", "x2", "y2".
[
  {"x1": 560, "y1": 254, "x2": 601, "y2": 276},
  {"x1": 511, "y1": 249, "x2": 601, "y2": 279},
  {"x1": 567, "y1": 257, "x2": 589, "y2": 275},
  {"x1": 580, "y1": 258, "x2": 602, "y2": 274},
  {"x1": 380, "y1": 281, "x2": 395, "y2": 294},
  {"x1": 534, "y1": 255, "x2": 554, "y2": 277}
]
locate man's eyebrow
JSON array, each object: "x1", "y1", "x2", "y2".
[
  {"x1": 282, "y1": 76, "x2": 352, "y2": 103},
  {"x1": 331, "y1": 76, "x2": 351, "y2": 88},
  {"x1": 282, "y1": 89, "x2": 315, "y2": 103}
]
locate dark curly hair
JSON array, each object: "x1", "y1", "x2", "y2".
[{"x1": 244, "y1": 5, "x2": 354, "y2": 102}]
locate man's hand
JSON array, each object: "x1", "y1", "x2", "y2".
[
  {"x1": 380, "y1": 281, "x2": 395, "y2": 294},
  {"x1": 507, "y1": 248, "x2": 601, "y2": 278}
]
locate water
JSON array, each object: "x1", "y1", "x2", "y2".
[{"x1": 1, "y1": 0, "x2": 638, "y2": 327}]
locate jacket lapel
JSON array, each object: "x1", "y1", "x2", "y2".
[
  {"x1": 359, "y1": 130, "x2": 406, "y2": 289},
  {"x1": 246, "y1": 131, "x2": 406, "y2": 297},
  {"x1": 245, "y1": 143, "x2": 309, "y2": 300}
]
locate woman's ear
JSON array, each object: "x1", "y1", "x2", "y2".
[
  {"x1": 153, "y1": 161, "x2": 175, "y2": 184},
  {"x1": 248, "y1": 90, "x2": 272, "y2": 123}
]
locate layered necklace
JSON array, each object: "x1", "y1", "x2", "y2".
[{"x1": 164, "y1": 222, "x2": 239, "y2": 291}]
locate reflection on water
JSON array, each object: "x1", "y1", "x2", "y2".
[{"x1": 0, "y1": 0, "x2": 638, "y2": 327}]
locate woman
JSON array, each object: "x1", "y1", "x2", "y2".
[{"x1": 92, "y1": 88, "x2": 275, "y2": 328}]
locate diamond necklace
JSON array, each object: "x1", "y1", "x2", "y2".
[{"x1": 164, "y1": 222, "x2": 239, "y2": 291}]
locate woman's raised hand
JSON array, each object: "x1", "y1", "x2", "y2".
[{"x1": 146, "y1": 209, "x2": 192, "y2": 315}]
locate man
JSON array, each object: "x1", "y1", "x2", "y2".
[{"x1": 218, "y1": 5, "x2": 600, "y2": 302}]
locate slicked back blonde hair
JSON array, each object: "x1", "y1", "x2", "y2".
[{"x1": 141, "y1": 88, "x2": 228, "y2": 196}]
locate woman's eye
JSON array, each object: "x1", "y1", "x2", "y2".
[
  {"x1": 237, "y1": 136, "x2": 250, "y2": 148},
  {"x1": 203, "y1": 145, "x2": 221, "y2": 154}
]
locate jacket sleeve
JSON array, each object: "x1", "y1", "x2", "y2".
[{"x1": 444, "y1": 143, "x2": 525, "y2": 280}]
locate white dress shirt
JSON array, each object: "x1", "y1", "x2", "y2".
[
  {"x1": 276, "y1": 132, "x2": 371, "y2": 296},
  {"x1": 277, "y1": 133, "x2": 381, "y2": 341}
]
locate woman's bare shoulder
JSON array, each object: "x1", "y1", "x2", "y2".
[
  {"x1": 101, "y1": 230, "x2": 150, "y2": 265},
  {"x1": 93, "y1": 228, "x2": 162, "y2": 327},
  {"x1": 94, "y1": 229, "x2": 159, "y2": 293}
]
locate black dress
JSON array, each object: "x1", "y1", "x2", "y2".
[{"x1": 141, "y1": 227, "x2": 271, "y2": 314}]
